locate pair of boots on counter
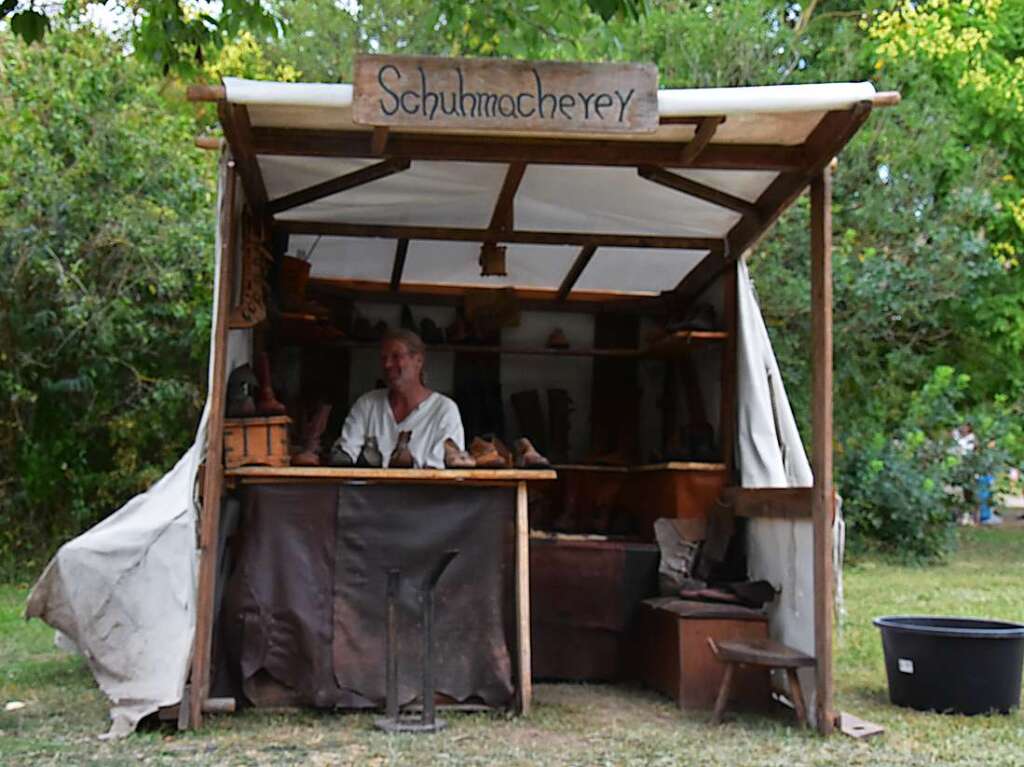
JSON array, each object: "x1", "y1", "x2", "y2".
[
  {"x1": 444, "y1": 435, "x2": 549, "y2": 470},
  {"x1": 328, "y1": 432, "x2": 414, "y2": 468}
]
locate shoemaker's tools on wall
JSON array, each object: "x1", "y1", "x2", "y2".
[{"x1": 375, "y1": 549, "x2": 460, "y2": 734}]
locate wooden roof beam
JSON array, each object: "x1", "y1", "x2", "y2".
[
  {"x1": 489, "y1": 162, "x2": 527, "y2": 232},
  {"x1": 637, "y1": 166, "x2": 760, "y2": 218},
  {"x1": 672, "y1": 102, "x2": 873, "y2": 306},
  {"x1": 218, "y1": 102, "x2": 268, "y2": 215},
  {"x1": 309, "y1": 276, "x2": 662, "y2": 314},
  {"x1": 274, "y1": 220, "x2": 723, "y2": 251},
  {"x1": 389, "y1": 239, "x2": 409, "y2": 292},
  {"x1": 678, "y1": 116, "x2": 724, "y2": 165},
  {"x1": 267, "y1": 157, "x2": 410, "y2": 215},
  {"x1": 248, "y1": 128, "x2": 806, "y2": 171},
  {"x1": 557, "y1": 245, "x2": 598, "y2": 301}
]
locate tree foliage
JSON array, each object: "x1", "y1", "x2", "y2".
[{"x1": 3, "y1": 1, "x2": 1024, "y2": 565}]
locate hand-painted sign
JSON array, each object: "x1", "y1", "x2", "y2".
[{"x1": 353, "y1": 55, "x2": 659, "y2": 134}]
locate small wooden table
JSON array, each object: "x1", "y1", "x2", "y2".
[{"x1": 708, "y1": 637, "x2": 815, "y2": 727}]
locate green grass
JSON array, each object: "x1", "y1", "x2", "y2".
[{"x1": 1, "y1": 529, "x2": 1022, "y2": 766}]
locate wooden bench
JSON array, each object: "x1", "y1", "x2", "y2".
[{"x1": 707, "y1": 637, "x2": 815, "y2": 726}]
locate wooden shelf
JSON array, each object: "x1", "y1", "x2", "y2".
[
  {"x1": 225, "y1": 466, "x2": 556, "y2": 483},
  {"x1": 330, "y1": 329, "x2": 726, "y2": 359},
  {"x1": 553, "y1": 462, "x2": 726, "y2": 473}
]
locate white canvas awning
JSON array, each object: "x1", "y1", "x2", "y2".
[{"x1": 215, "y1": 77, "x2": 890, "y2": 297}]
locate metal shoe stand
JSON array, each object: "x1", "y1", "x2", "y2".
[{"x1": 374, "y1": 549, "x2": 459, "y2": 734}]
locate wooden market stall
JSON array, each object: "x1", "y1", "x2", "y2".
[{"x1": 182, "y1": 56, "x2": 899, "y2": 734}]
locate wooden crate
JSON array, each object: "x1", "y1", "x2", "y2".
[{"x1": 223, "y1": 416, "x2": 291, "y2": 469}]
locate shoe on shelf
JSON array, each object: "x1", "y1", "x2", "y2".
[
  {"x1": 357, "y1": 435, "x2": 383, "y2": 468},
  {"x1": 514, "y1": 437, "x2": 551, "y2": 469},
  {"x1": 469, "y1": 436, "x2": 506, "y2": 468},
  {"x1": 420, "y1": 317, "x2": 445, "y2": 344},
  {"x1": 328, "y1": 441, "x2": 354, "y2": 467},
  {"x1": 486, "y1": 434, "x2": 513, "y2": 467},
  {"x1": 546, "y1": 328, "x2": 570, "y2": 350},
  {"x1": 389, "y1": 430, "x2": 415, "y2": 468},
  {"x1": 666, "y1": 303, "x2": 717, "y2": 333},
  {"x1": 444, "y1": 438, "x2": 476, "y2": 468}
]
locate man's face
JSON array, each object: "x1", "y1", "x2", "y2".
[{"x1": 380, "y1": 339, "x2": 423, "y2": 390}]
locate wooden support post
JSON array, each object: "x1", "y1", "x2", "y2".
[
  {"x1": 810, "y1": 167, "x2": 834, "y2": 735},
  {"x1": 720, "y1": 265, "x2": 738, "y2": 479},
  {"x1": 189, "y1": 165, "x2": 239, "y2": 728},
  {"x1": 515, "y1": 480, "x2": 532, "y2": 715},
  {"x1": 389, "y1": 239, "x2": 409, "y2": 292}
]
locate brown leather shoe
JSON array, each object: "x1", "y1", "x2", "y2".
[
  {"x1": 469, "y1": 436, "x2": 505, "y2": 468},
  {"x1": 444, "y1": 438, "x2": 476, "y2": 468},
  {"x1": 357, "y1": 436, "x2": 383, "y2": 468},
  {"x1": 255, "y1": 352, "x2": 287, "y2": 416},
  {"x1": 489, "y1": 435, "x2": 513, "y2": 467},
  {"x1": 514, "y1": 437, "x2": 551, "y2": 469},
  {"x1": 389, "y1": 430, "x2": 415, "y2": 468}
]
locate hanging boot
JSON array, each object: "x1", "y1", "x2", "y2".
[
  {"x1": 444, "y1": 438, "x2": 476, "y2": 468},
  {"x1": 357, "y1": 435, "x2": 383, "y2": 468},
  {"x1": 510, "y1": 390, "x2": 548, "y2": 456},
  {"x1": 389, "y1": 430, "x2": 415, "y2": 468},
  {"x1": 292, "y1": 403, "x2": 332, "y2": 466},
  {"x1": 514, "y1": 438, "x2": 550, "y2": 469},
  {"x1": 547, "y1": 388, "x2": 573, "y2": 464},
  {"x1": 255, "y1": 352, "x2": 287, "y2": 416}
]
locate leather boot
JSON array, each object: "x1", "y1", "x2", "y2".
[
  {"x1": 510, "y1": 390, "x2": 548, "y2": 455},
  {"x1": 357, "y1": 435, "x2": 383, "y2": 468},
  {"x1": 547, "y1": 388, "x2": 573, "y2": 464},
  {"x1": 400, "y1": 305, "x2": 416, "y2": 332},
  {"x1": 389, "y1": 430, "x2": 415, "y2": 468},
  {"x1": 444, "y1": 438, "x2": 476, "y2": 468},
  {"x1": 226, "y1": 364, "x2": 258, "y2": 418},
  {"x1": 292, "y1": 403, "x2": 331, "y2": 466},
  {"x1": 255, "y1": 352, "x2": 287, "y2": 416},
  {"x1": 514, "y1": 437, "x2": 550, "y2": 469},
  {"x1": 469, "y1": 436, "x2": 505, "y2": 468}
]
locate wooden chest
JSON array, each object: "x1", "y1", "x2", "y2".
[{"x1": 223, "y1": 416, "x2": 291, "y2": 469}]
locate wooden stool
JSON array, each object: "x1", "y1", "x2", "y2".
[{"x1": 707, "y1": 637, "x2": 815, "y2": 726}]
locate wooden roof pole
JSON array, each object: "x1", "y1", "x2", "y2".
[
  {"x1": 267, "y1": 158, "x2": 411, "y2": 215},
  {"x1": 557, "y1": 245, "x2": 598, "y2": 301},
  {"x1": 217, "y1": 102, "x2": 269, "y2": 217},
  {"x1": 389, "y1": 239, "x2": 409, "y2": 292},
  {"x1": 276, "y1": 220, "x2": 722, "y2": 251},
  {"x1": 637, "y1": 166, "x2": 760, "y2": 218},
  {"x1": 673, "y1": 101, "x2": 872, "y2": 304},
  {"x1": 189, "y1": 163, "x2": 238, "y2": 728},
  {"x1": 810, "y1": 165, "x2": 835, "y2": 735}
]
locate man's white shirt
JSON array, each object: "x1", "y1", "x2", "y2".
[{"x1": 334, "y1": 389, "x2": 464, "y2": 468}]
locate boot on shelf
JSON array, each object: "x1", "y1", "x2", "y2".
[
  {"x1": 226, "y1": 364, "x2": 258, "y2": 418},
  {"x1": 357, "y1": 435, "x2": 383, "y2": 468},
  {"x1": 292, "y1": 403, "x2": 332, "y2": 466},
  {"x1": 255, "y1": 352, "x2": 287, "y2": 416},
  {"x1": 389, "y1": 430, "x2": 415, "y2": 468},
  {"x1": 510, "y1": 390, "x2": 548, "y2": 455},
  {"x1": 546, "y1": 388, "x2": 573, "y2": 464},
  {"x1": 420, "y1": 317, "x2": 444, "y2": 345},
  {"x1": 400, "y1": 305, "x2": 416, "y2": 332},
  {"x1": 444, "y1": 438, "x2": 476, "y2": 468},
  {"x1": 513, "y1": 438, "x2": 550, "y2": 469}
]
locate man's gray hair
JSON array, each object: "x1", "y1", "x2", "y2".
[{"x1": 381, "y1": 328, "x2": 426, "y2": 357}]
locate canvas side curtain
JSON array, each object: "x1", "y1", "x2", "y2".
[
  {"x1": 734, "y1": 258, "x2": 819, "y2": 724},
  {"x1": 25, "y1": 153, "x2": 249, "y2": 738}
]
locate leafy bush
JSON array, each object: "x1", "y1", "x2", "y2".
[
  {"x1": 840, "y1": 367, "x2": 1016, "y2": 561},
  {"x1": 0, "y1": 28, "x2": 216, "y2": 577}
]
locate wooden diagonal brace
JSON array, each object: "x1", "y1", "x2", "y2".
[{"x1": 267, "y1": 158, "x2": 411, "y2": 215}]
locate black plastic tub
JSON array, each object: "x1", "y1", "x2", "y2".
[{"x1": 874, "y1": 616, "x2": 1024, "y2": 715}]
